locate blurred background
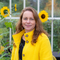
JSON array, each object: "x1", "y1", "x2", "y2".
[{"x1": 0, "y1": 0, "x2": 60, "y2": 60}]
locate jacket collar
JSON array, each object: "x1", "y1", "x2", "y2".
[
  {"x1": 12, "y1": 29, "x2": 25, "y2": 44},
  {"x1": 24, "y1": 29, "x2": 34, "y2": 42},
  {"x1": 12, "y1": 29, "x2": 34, "y2": 43}
]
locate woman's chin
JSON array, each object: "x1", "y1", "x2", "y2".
[{"x1": 25, "y1": 28, "x2": 33, "y2": 32}]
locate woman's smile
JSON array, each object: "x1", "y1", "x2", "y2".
[{"x1": 25, "y1": 25, "x2": 31, "y2": 27}]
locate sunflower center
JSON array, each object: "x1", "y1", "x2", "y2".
[
  {"x1": 4, "y1": 10, "x2": 8, "y2": 14},
  {"x1": 41, "y1": 14, "x2": 45, "y2": 19}
]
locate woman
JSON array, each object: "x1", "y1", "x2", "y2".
[{"x1": 11, "y1": 7, "x2": 53, "y2": 60}]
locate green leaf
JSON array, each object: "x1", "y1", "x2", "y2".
[
  {"x1": 0, "y1": 28, "x2": 3, "y2": 34},
  {"x1": 0, "y1": 35, "x2": 3, "y2": 41},
  {"x1": 0, "y1": 2, "x2": 4, "y2": 9},
  {"x1": 4, "y1": 44, "x2": 13, "y2": 51},
  {"x1": 4, "y1": 22, "x2": 12, "y2": 28},
  {"x1": 0, "y1": 53, "x2": 8, "y2": 59}
]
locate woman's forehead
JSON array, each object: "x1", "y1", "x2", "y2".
[{"x1": 23, "y1": 11, "x2": 34, "y2": 17}]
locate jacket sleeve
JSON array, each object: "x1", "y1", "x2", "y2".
[{"x1": 39, "y1": 35, "x2": 53, "y2": 60}]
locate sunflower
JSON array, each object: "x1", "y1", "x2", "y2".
[
  {"x1": 14, "y1": 4, "x2": 17, "y2": 11},
  {"x1": 0, "y1": 10, "x2": 1, "y2": 12},
  {"x1": 0, "y1": 10, "x2": 1, "y2": 14},
  {"x1": 38, "y1": 10, "x2": 49, "y2": 22},
  {"x1": 1, "y1": 6, "x2": 10, "y2": 18},
  {"x1": 0, "y1": 46, "x2": 4, "y2": 54}
]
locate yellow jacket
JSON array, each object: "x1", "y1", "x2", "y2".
[{"x1": 11, "y1": 29, "x2": 53, "y2": 60}]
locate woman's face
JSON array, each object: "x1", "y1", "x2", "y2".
[{"x1": 22, "y1": 11, "x2": 35, "y2": 33}]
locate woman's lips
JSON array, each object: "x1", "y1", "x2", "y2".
[{"x1": 26, "y1": 25, "x2": 31, "y2": 27}]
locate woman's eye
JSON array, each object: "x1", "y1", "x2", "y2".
[
  {"x1": 30, "y1": 18, "x2": 34, "y2": 20},
  {"x1": 24, "y1": 18, "x2": 27, "y2": 20}
]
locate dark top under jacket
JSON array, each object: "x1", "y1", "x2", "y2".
[{"x1": 19, "y1": 38, "x2": 25, "y2": 60}]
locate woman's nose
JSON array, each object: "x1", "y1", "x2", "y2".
[{"x1": 27, "y1": 19, "x2": 30, "y2": 23}]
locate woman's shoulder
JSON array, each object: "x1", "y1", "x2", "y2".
[
  {"x1": 37, "y1": 33, "x2": 49, "y2": 42},
  {"x1": 39, "y1": 33, "x2": 48, "y2": 38}
]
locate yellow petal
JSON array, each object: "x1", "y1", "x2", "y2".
[{"x1": 0, "y1": 46, "x2": 4, "y2": 54}]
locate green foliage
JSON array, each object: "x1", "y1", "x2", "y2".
[
  {"x1": 5, "y1": 22, "x2": 12, "y2": 28},
  {"x1": 0, "y1": 28, "x2": 8, "y2": 39},
  {"x1": 0, "y1": 2, "x2": 4, "y2": 9},
  {"x1": 53, "y1": 20, "x2": 60, "y2": 51},
  {"x1": 0, "y1": 28, "x2": 9, "y2": 47},
  {"x1": 58, "y1": 48, "x2": 60, "y2": 54},
  {"x1": 43, "y1": 20, "x2": 60, "y2": 52},
  {"x1": 0, "y1": 2, "x2": 13, "y2": 60},
  {"x1": 40, "y1": 0, "x2": 48, "y2": 9},
  {"x1": 0, "y1": 51, "x2": 11, "y2": 60}
]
